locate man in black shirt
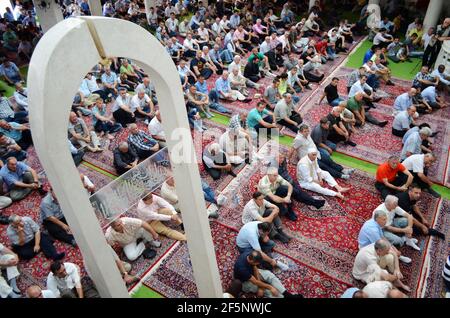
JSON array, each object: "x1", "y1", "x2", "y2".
[
  {"x1": 395, "y1": 184, "x2": 445, "y2": 239},
  {"x1": 113, "y1": 142, "x2": 138, "y2": 175},
  {"x1": 190, "y1": 50, "x2": 213, "y2": 80},
  {"x1": 318, "y1": 77, "x2": 344, "y2": 106},
  {"x1": 233, "y1": 250, "x2": 302, "y2": 298},
  {"x1": 244, "y1": 57, "x2": 262, "y2": 83},
  {"x1": 326, "y1": 107, "x2": 357, "y2": 146}
]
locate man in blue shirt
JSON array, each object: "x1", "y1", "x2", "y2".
[
  {"x1": 195, "y1": 76, "x2": 231, "y2": 114},
  {"x1": 393, "y1": 88, "x2": 415, "y2": 111},
  {"x1": 363, "y1": 45, "x2": 377, "y2": 64},
  {"x1": 421, "y1": 84, "x2": 446, "y2": 109},
  {"x1": 0, "y1": 157, "x2": 45, "y2": 201}
]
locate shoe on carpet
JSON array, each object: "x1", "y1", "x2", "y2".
[
  {"x1": 313, "y1": 200, "x2": 326, "y2": 209},
  {"x1": 142, "y1": 248, "x2": 157, "y2": 259},
  {"x1": 0, "y1": 214, "x2": 10, "y2": 225},
  {"x1": 424, "y1": 187, "x2": 441, "y2": 198},
  {"x1": 345, "y1": 140, "x2": 357, "y2": 147},
  {"x1": 342, "y1": 168, "x2": 355, "y2": 175},
  {"x1": 341, "y1": 174, "x2": 350, "y2": 180},
  {"x1": 286, "y1": 210, "x2": 298, "y2": 221},
  {"x1": 283, "y1": 291, "x2": 304, "y2": 298},
  {"x1": 399, "y1": 255, "x2": 412, "y2": 264},
  {"x1": 427, "y1": 228, "x2": 445, "y2": 240},
  {"x1": 228, "y1": 170, "x2": 237, "y2": 177},
  {"x1": 386, "y1": 80, "x2": 395, "y2": 86},
  {"x1": 208, "y1": 210, "x2": 219, "y2": 219},
  {"x1": 430, "y1": 131, "x2": 439, "y2": 137},
  {"x1": 378, "y1": 121, "x2": 388, "y2": 127},
  {"x1": 149, "y1": 240, "x2": 161, "y2": 248},
  {"x1": 405, "y1": 238, "x2": 420, "y2": 251}
]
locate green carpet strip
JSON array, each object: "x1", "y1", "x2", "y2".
[{"x1": 81, "y1": 161, "x2": 118, "y2": 180}]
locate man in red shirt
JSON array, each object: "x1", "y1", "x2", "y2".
[
  {"x1": 315, "y1": 38, "x2": 331, "y2": 61},
  {"x1": 375, "y1": 156, "x2": 414, "y2": 199}
]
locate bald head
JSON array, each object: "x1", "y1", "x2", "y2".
[{"x1": 26, "y1": 285, "x2": 42, "y2": 298}]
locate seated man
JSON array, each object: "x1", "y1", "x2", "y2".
[
  {"x1": 421, "y1": 83, "x2": 447, "y2": 110},
  {"x1": 137, "y1": 193, "x2": 186, "y2": 241},
  {"x1": 246, "y1": 101, "x2": 278, "y2": 137},
  {"x1": 127, "y1": 123, "x2": 159, "y2": 160},
  {"x1": 402, "y1": 153, "x2": 440, "y2": 198},
  {"x1": 229, "y1": 67, "x2": 260, "y2": 97},
  {"x1": 68, "y1": 139, "x2": 84, "y2": 167},
  {"x1": 242, "y1": 191, "x2": 289, "y2": 243},
  {"x1": 91, "y1": 97, "x2": 122, "y2": 140},
  {"x1": 373, "y1": 195, "x2": 419, "y2": 250},
  {"x1": 112, "y1": 88, "x2": 136, "y2": 127},
  {"x1": 274, "y1": 93, "x2": 302, "y2": 133},
  {"x1": 26, "y1": 285, "x2": 56, "y2": 298},
  {"x1": 352, "y1": 238, "x2": 410, "y2": 292},
  {"x1": 203, "y1": 142, "x2": 237, "y2": 180},
  {"x1": 412, "y1": 66, "x2": 439, "y2": 91},
  {"x1": 0, "y1": 120, "x2": 33, "y2": 151},
  {"x1": 105, "y1": 217, "x2": 161, "y2": 262},
  {"x1": 347, "y1": 93, "x2": 388, "y2": 128},
  {"x1": 0, "y1": 157, "x2": 45, "y2": 201},
  {"x1": 187, "y1": 85, "x2": 214, "y2": 119},
  {"x1": 297, "y1": 148, "x2": 349, "y2": 199},
  {"x1": 0, "y1": 60, "x2": 23, "y2": 85},
  {"x1": 289, "y1": 124, "x2": 353, "y2": 180},
  {"x1": 46, "y1": 261, "x2": 84, "y2": 298},
  {"x1": 68, "y1": 112, "x2": 102, "y2": 153},
  {"x1": 257, "y1": 167, "x2": 299, "y2": 221},
  {"x1": 13, "y1": 83, "x2": 28, "y2": 112},
  {"x1": 219, "y1": 128, "x2": 250, "y2": 165},
  {"x1": 348, "y1": 75, "x2": 382, "y2": 109},
  {"x1": 393, "y1": 88, "x2": 415, "y2": 112},
  {"x1": 0, "y1": 242, "x2": 21, "y2": 298},
  {"x1": 0, "y1": 132, "x2": 26, "y2": 162},
  {"x1": 318, "y1": 77, "x2": 344, "y2": 107},
  {"x1": 400, "y1": 127, "x2": 432, "y2": 160},
  {"x1": 430, "y1": 64, "x2": 450, "y2": 87},
  {"x1": 190, "y1": 50, "x2": 213, "y2": 80},
  {"x1": 130, "y1": 89, "x2": 155, "y2": 122},
  {"x1": 148, "y1": 111, "x2": 166, "y2": 148},
  {"x1": 392, "y1": 106, "x2": 416, "y2": 137},
  {"x1": 0, "y1": 91, "x2": 28, "y2": 124},
  {"x1": 40, "y1": 189, "x2": 76, "y2": 247},
  {"x1": 233, "y1": 250, "x2": 301, "y2": 298},
  {"x1": 362, "y1": 281, "x2": 407, "y2": 298},
  {"x1": 326, "y1": 107, "x2": 356, "y2": 146},
  {"x1": 310, "y1": 117, "x2": 339, "y2": 161},
  {"x1": 236, "y1": 221, "x2": 288, "y2": 271},
  {"x1": 113, "y1": 142, "x2": 138, "y2": 175},
  {"x1": 396, "y1": 184, "x2": 445, "y2": 239},
  {"x1": 7, "y1": 215, "x2": 65, "y2": 261},
  {"x1": 215, "y1": 71, "x2": 249, "y2": 102},
  {"x1": 375, "y1": 156, "x2": 413, "y2": 199},
  {"x1": 243, "y1": 56, "x2": 263, "y2": 83},
  {"x1": 263, "y1": 79, "x2": 282, "y2": 110}
]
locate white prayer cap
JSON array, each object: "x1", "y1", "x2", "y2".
[{"x1": 307, "y1": 148, "x2": 318, "y2": 154}]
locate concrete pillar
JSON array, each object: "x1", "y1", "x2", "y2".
[
  {"x1": 28, "y1": 16, "x2": 223, "y2": 298},
  {"x1": 435, "y1": 40, "x2": 450, "y2": 70},
  {"x1": 32, "y1": 0, "x2": 63, "y2": 33},
  {"x1": 423, "y1": 0, "x2": 443, "y2": 33},
  {"x1": 88, "y1": 0, "x2": 102, "y2": 16}
]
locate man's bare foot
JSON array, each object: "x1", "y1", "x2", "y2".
[
  {"x1": 337, "y1": 186, "x2": 350, "y2": 193},
  {"x1": 336, "y1": 193, "x2": 345, "y2": 200}
]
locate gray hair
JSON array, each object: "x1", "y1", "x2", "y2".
[
  {"x1": 299, "y1": 123, "x2": 310, "y2": 132},
  {"x1": 424, "y1": 153, "x2": 435, "y2": 160},
  {"x1": 267, "y1": 167, "x2": 278, "y2": 175},
  {"x1": 8, "y1": 214, "x2": 21, "y2": 223},
  {"x1": 374, "y1": 238, "x2": 391, "y2": 251},
  {"x1": 419, "y1": 127, "x2": 432, "y2": 136},
  {"x1": 385, "y1": 195, "x2": 398, "y2": 206},
  {"x1": 373, "y1": 210, "x2": 387, "y2": 220}
]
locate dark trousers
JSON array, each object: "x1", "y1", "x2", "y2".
[
  {"x1": 43, "y1": 217, "x2": 74, "y2": 245},
  {"x1": 304, "y1": 71, "x2": 323, "y2": 83},
  {"x1": 12, "y1": 234, "x2": 60, "y2": 261},
  {"x1": 277, "y1": 160, "x2": 323, "y2": 207},
  {"x1": 94, "y1": 120, "x2": 122, "y2": 134},
  {"x1": 203, "y1": 155, "x2": 228, "y2": 180},
  {"x1": 1, "y1": 150, "x2": 27, "y2": 162},
  {"x1": 17, "y1": 130, "x2": 33, "y2": 150},
  {"x1": 410, "y1": 170, "x2": 430, "y2": 190},
  {"x1": 392, "y1": 128, "x2": 407, "y2": 137},
  {"x1": 327, "y1": 130, "x2": 347, "y2": 144},
  {"x1": 262, "y1": 209, "x2": 283, "y2": 239},
  {"x1": 278, "y1": 113, "x2": 302, "y2": 133},
  {"x1": 72, "y1": 150, "x2": 84, "y2": 166},
  {"x1": 354, "y1": 112, "x2": 385, "y2": 126},
  {"x1": 5, "y1": 111, "x2": 28, "y2": 124},
  {"x1": 265, "y1": 185, "x2": 294, "y2": 217},
  {"x1": 375, "y1": 173, "x2": 408, "y2": 199},
  {"x1": 200, "y1": 68, "x2": 213, "y2": 80},
  {"x1": 422, "y1": 44, "x2": 440, "y2": 68},
  {"x1": 253, "y1": 115, "x2": 274, "y2": 137},
  {"x1": 318, "y1": 156, "x2": 343, "y2": 179},
  {"x1": 113, "y1": 109, "x2": 135, "y2": 127}
]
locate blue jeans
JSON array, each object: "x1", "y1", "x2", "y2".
[
  {"x1": 319, "y1": 140, "x2": 336, "y2": 153},
  {"x1": 330, "y1": 97, "x2": 344, "y2": 106},
  {"x1": 367, "y1": 74, "x2": 379, "y2": 89},
  {"x1": 202, "y1": 180, "x2": 217, "y2": 204},
  {"x1": 220, "y1": 50, "x2": 233, "y2": 64},
  {"x1": 293, "y1": 95, "x2": 300, "y2": 104},
  {"x1": 409, "y1": 51, "x2": 424, "y2": 58},
  {"x1": 383, "y1": 217, "x2": 409, "y2": 247}
]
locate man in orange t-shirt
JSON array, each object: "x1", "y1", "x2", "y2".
[{"x1": 375, "y1": 156, "x2": 413, "y2": 199}]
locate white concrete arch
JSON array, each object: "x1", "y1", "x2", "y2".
[{"x1": 27, "y1": 16, "x2": 222, "y2": 298}]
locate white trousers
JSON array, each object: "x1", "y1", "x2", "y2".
[
  {"x1": 0, "y1": 254, "x2": 20, "y2": 298},
  {"x1": 122, "y1": 228, "x2": 153, "y2": 261},
  {"x1": 299, "y1": 171, "x2": 338, "y2": 197}
]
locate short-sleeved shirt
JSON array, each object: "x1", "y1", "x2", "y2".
[
  {"x1": 0, "y1": 161, "x2": 31, "y2": 190},
  {"x1": 393, "y1": 93, "x2": 412, "y2": 111},
  {"x1": 242, "y1": 199, "x2": 272, "y2": 224},
  {"x1": 324, "y1": 84, "x2": 339, "y2": 104},
  {"x1": 292, "y1": 133, "x2": 319, "y2": 161},
  {"x1": 346, "y1": 97, "x2": 363, "y2": 112},
  {"x1": 0, "y1": 121, "x2": 23, "y2": 141},
  {"x1": 421, "y1": 86, "x2": 436, "y2": 103},
  {"x1": 0, "y1": 136, "x2": 17, "y2": 157},
  {"x1": 401, "y1": 154, "x2": 424, "y2": 174},
  {"x1": 247, "y1": 108, "x2": 269, "y2": 129},
  {"x1": 264, "y1": 86, "x2": 279, "y2": 105},
  {"x1": 375, "y1": 162, "x2": 406, "y2": 183},
  {"x1": 401, "y1": 132, "x2": 421, "y2": 160},
  {"x1": 68, "y1": 117, "x2": 89, "y2": 136},
  {"x1": 327, "y1": 113, "x2": 341, "y2": 130},
  {"x1": 40, "y1": 193, "x2": 64, "y2": 224},
  {"x1": 395, "y1": 191, "x2": 417, "y2": 215},
  {"x1": 233, "y1": 251, "x2": 253, "y2": 282},
  {"x1": 372, "y1": 203, "x2": 408, "y2": 227},
  {"x1": 358, "y1": 218, "x2": 384, "y2": 248},
  {"x1": 258, "y1": 175, "x2": 290, "y2": 197},
  {"x1": 105, "y1": 217, "x2": 143, "y2": 247},
  {"x1": 274, "y1": 99, "x2": 293, "y2": 122},
  {"x1": 392, "y1": 111, "x2": 412, "y2": 131},
  {"x1": 91, "y1": 105, "x2": 107, "y2": 126},
  {"x1": 7, "y1": 216, "x2": 40, "y2": 245},
  {"x1": 190, "y1": 57, "x2": 207, "y2": 74},
  {"x1": 310, "y1": 124, "x2": 328, "y2": 146},
  {"x1": 236, "y1": 221, "x2": 262, "y2": 251}
]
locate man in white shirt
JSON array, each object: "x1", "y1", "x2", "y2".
[
  {"x1": 373, "y1": 195, "x2": 419, "y2": 250},
  {"x1": 242, "y1": 191, "x2": 291, "y2": 243},
  {"x1": 362, "y1": 280, "x2": 407, "y2": 298},
  {"x1": 13, "y1": 82, "x2": 28, "y2": 111},
  {"x1": 105, "y1": 216, "x2": 160, "y2": 261},
  {"x1": 46, "y1": 261, "x2": 83, "y2": 298},
  {"x1": 373, "y1": 28, "x2": 393, "y2": 48},
  {"x1": 148, "y1": 111, "x2": 166, "y2": 148},
  {"x1": 259, "y1": 36, "x2": 271, "y2": 55},
  {"x1": 137, "y1": 193, "x2": 186, "y2": 241},
  {"x1": 402, "y1": 153, "x2": 440, "y2": 198},
  {"x1": 219, "y1": 128, "x2": 250, "y2": 165},
  {"x1": 348, "y1": 75, "x2": 381, "y2": 108},
  {"x1": 165, "y1": 12, "x2": 179, "y2": 37},
  {"x1": 130, "y1": 89, "x2": 154, "y2": 122},
  {"x1": 296, "y1": 148, "x2": 349, "y2": 199},
  {"x1": 352, "y1": 238, "x2": 410, "y2": 292}
]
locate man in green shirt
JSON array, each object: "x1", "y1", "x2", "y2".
[
  {"x1": 347, "y1": 92, "x2": 388, "y2": 127},
  {"x1": 2, "y1": 25, "x2": 18, "y2": 52},
  {"x1": 247, "y1": 101, "x2": 277, "y2": 138}
]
